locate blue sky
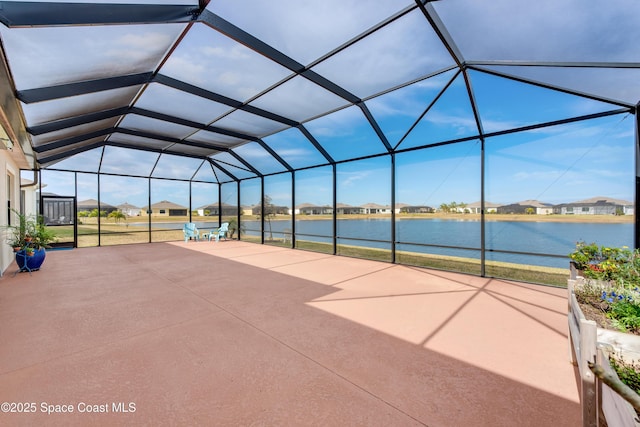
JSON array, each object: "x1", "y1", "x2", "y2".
[
  {"x1": 44, "y1": 73, "x2": 634, "y2": 211},
  {"x1": 15, "y1": 1, "x2": 638, "y2": 210}
]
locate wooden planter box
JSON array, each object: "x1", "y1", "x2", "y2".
[{"x1": 568, "y1": 274, "x2": 640, "y2": 427}]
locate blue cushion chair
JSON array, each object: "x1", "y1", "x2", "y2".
[{"x1": 183, "y1": 223, "x2": 200, "y2": 242}]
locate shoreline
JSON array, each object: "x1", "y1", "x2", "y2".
[
  {"x1": 265, "y1": 213, "x2": 633, "y2": 224},
  {"x1": 80, "y1": 213, "x2": 633, "y2": 225}
]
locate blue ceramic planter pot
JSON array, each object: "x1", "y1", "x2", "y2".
[{"x1": 15, "y1": 248, "x2": 46, "y2": 272}]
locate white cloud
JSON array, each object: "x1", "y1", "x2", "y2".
[
  {"x1": 234, "y1": 144, "x2": 271, "y2": 159},
  {"x1": 480, "y1": 117, "x2": 524, "y2": 133},
  {"x1": 340, "y1": 171, "x2": 371, "y2": 188},
  {"x1": 116, "y1": 31, "x2": 173, "y2": 51},
  {"x1": 202, "y1": 45, "x2": 251, "y2": 60},
  {"x1": 218, "y1": 71, "x2": 241, "y2": 87},
  {"x1": 273, "y1": 147, "x2": 312, "y2": 159},
  {"x1": 434, "y1": 0, "x2": 640, "y2": 62},
  {"x1": 210, "y1": 0, "x2": 413, "y2": 66},
  {"x1": 160, "y1": 55, "x2": 207, "y2": 84},
  {"x1": 425, "y1": 111, "x2": 478, "y2": 134},
  {"x1": 311, "y1": 10, "x2": 453, "y2": 98}
]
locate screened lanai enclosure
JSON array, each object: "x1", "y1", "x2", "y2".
[{"x1": 0, "y1": 0, "x2": 639, "y2": 285}]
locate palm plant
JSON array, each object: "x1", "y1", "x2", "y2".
[{"x1": 5, "y1": 209, "x2": 57, "y2": 250}]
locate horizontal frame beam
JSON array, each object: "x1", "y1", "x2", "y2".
[{"x1": 0, "y1": 2, "x2": 199, "y2": 27}]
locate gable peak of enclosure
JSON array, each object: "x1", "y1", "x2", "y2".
[{"x1": 0, "y1": 0, "x2": 636, "y2": 180}]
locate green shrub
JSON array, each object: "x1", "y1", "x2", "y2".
[
  {"x1": 570, "y1": 241, "x2": 640, "y2": 285},
  {"x1": 609, "y1": 356, "x2": 640, "y2": 396},
  {"x1": 608, "y1": 299, "x2": 640, "y2": 333}
]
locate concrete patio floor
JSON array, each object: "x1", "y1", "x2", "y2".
[{"x1": 0, "y1": 240, "x2": 580, "y2": 426}]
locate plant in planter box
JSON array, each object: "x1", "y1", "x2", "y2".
[
  {"x1": 569, "y1": 240, "x2": 638, "y2": 283},
  {"x1": 609, "y1": 355, "x2": 640, "y2": 396},
  {"x1": 569, "y1": 241, "x2": 640, "y2": 334},
  {"x1": 588, "y1": 354, "x2": 640, "y2": 417},
  {"x1": 607, "y1": 294, "x2": 640, "y2": 333},
  {"x1": 568, "y1": 241, "x2": 640, "y2": 425}
]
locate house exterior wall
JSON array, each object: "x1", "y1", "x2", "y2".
[
  {"x1": 537, "y1": 207, "x2": 553, "y2": 215},
  {"x1": 336, "y1": 207, "x2": 365, "y2": 215},
  {"x1": 168, "y1": 209, "x2": 187, "y2": 216},
  {"x1": 140, "y1": 205, "x2": 187, "y2": 216},
  {"x1": 145, "y1": 208, "x2": 186, "y2": 216},
  {"x1": 401, "y1": 206, "x2": 434, "y2": 214},
  {"x1": 198, "y1": 205, "x2": 238, "y2": 216},
  {"x1": 466, "y1": 205, "x2": 498, "y2": 214},
  {"x1": 363, "y1": 207, "x2": 391, "y2": 214},
  {"x1": 0, "y1": 151, "x2": 35, "y2": 275},
  {"x1": 556, "y1": 205, "x2": 619, "y2": 215},
  {"x1": 120, "y1": 208, "x2": 141, "y2": 216},
  {"x1": 299, "y1": 206, "x2": 333, "y2": 215}
]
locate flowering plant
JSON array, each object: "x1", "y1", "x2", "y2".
[
  {"x1": 571, "y1": 242, "x2": 640, "y2": 406},
  {"x1": 569, "y1": 241, "x2": 640, "y2": 285},
  {"x1": 600, "y1": 288, "x2": 640, "y2": 333},
  {"x1": 570, "y1": 241, "x2": 640, "y2": 333}
]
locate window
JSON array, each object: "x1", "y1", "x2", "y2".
[{"x1": 6, "y1": 173, "x2": 11, "y2": 225}]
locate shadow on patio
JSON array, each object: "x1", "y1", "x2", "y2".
[{"x1": 0, "y1": 241, "x2": 580, "y2": 426}]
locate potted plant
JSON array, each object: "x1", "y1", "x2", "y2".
[
  {"x1": 31, "y1": 218, "x2": 57, "y2": 250},
  {"x1": 8, "y1": 233, "x2": 23, "y2": 252},
  {"x1": 5, "y1": 209, "x2": 57, "y2": 271}
]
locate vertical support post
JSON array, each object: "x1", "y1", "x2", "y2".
[
  {"x1": 236, "y1": 181, "x2": 241, "y2": 241},
  {"x1": 97, "y1": 147, "x2": 105, "y2": 247},
  {"x1": 97, "y1": 172, "x2": 101, "y2": 247},
  {"x1": 480, "y1": 138, "x2": 485, "y2": 277},
  {"x1": 188, "y1": 180, "x2": 192, "y2": 223},
  {"x1": 568, "y1": 280, "x2": 577, "y2": 365},
  {"x1": 635, "y1": 102, "x2": 640, "y2": 250},
  {"x1": 147, "y1": 177, "x2": 152, "y2": 243},
  {"x1": 217, "y1": 182, "x2": 222, "y2": 226},
  {"x1": 73, "y1": 196, "x2": 78, "y2": 248},
  {"x1": 580, "y1": 319, "x2": 598, "y2": 427},
  {"x1": 75, "y1": 172, "x2": 79, "y2": 246},
  {"x1": 332, "y1": 163, "x2": 337, "y2": 255},
  {"x1": 37, "y1": 169, "x2": 42, "y2": 217},
  {"x1": 260, "y1": 176, "x2": 265, "y2": 244},
  {"x1": 568, "y1": 280, "x2": 598, "y2": 427},
  {"x1": 390, "y1": 153, "x2": 396, "y2": 264},
  {"x1": 291, "y1": 170, "x2": 296, "y2": 248}
]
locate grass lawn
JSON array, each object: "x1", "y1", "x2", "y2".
[
  {"x1": 266, "y1": 239, "x2": 568, "y2": 287},
  {"x1": 51, "y1": 215, "x2": 573, "y2": 287}
]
